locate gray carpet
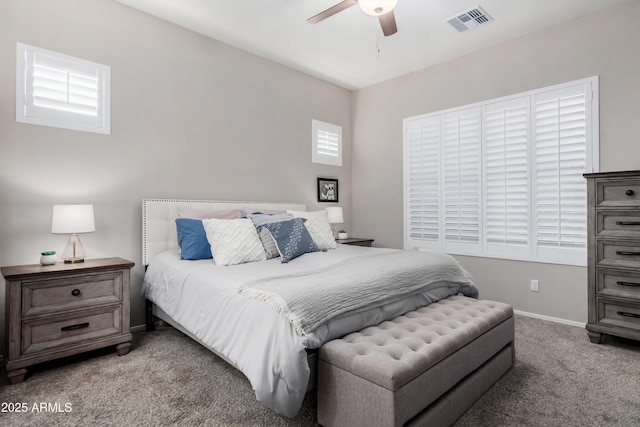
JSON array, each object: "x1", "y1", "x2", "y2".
[{"x1": 1, "y1": 315, "x2": 639, "y2": 426}]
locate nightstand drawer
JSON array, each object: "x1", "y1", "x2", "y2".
[
  {"x1": 596, "y1": 180, "x2": 640, "y2": 207},
  {"x1": 22, "y1": 272, "x2": 122, "y2": 317},
  {"x1": 597, "y1": 269, "x2": 640, "y2": 300},
  {"x1": 597, "y1": 298, "x2": 640, "y2": 332},
  {"x1": 596, "y1": 210, "x2": 640, "y2": 238},
  {"x1": 22, "y1": 305, "x2": 122, "y2": 355},
  {"x1": 596, "y1": 241, "x2": 640, "y2": 269}
]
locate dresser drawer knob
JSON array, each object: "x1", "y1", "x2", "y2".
[
  {"x1": 615, "y1": 251, "x2": 640, "y2": 256},
  {"x1": 617, "y1": 311, "x2": 640, "y2": 319},
  {"x1": 615, "y1": 221, "x2": 640, "y2": 226},
  {"x1": 60, "y1": 322, "x2": 90, "y2": 332},
  {"x1": 626, "y1": 189, "x2": 635, "y2": 196},
  {"x1": 71, "y1": 289, "x2": 81, "y2": 297},
  {"x1": 617, "y1": 281, "x2": 640, "y2": 287}
]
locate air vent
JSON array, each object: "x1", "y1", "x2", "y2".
[{"x1": 447, "y1": 6, "x2": 493, "y2": 32}]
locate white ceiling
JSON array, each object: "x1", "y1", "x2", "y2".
[{"x1": 114, "y1": 0, "x2": 629, "y2": 90}]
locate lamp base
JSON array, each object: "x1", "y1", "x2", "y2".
[{"x1": 62, "y1": 234, "x2": 87, "y2": 264}]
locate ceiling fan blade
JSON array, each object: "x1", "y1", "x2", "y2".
[
  {"x1": 379, "y1": 10, "x2": 398, "y2": 36},
  {"x1": 307, "y1": 0, "x2": 358, "y2": 24}
]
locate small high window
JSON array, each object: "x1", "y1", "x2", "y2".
[
  {"x1": 16, "y1": 42, "x2": 111, "y2": 134},
  {"x1": 312, "y1": 119, "x2": 342, "y2": 166}
]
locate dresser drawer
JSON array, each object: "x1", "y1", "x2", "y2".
[
  {"x1": 22, "y1": 272, "x2": 122, "y2": 317},
  {"x1": 596, "y1": 240, "x2": 640, "y2": 269},
  {"x1": 597, "y1": 268, "x2": 640, "y2": 299},
  {"x1": 22, "y1": 305, "x2": 122, "y2": 355},
  {"x1": 596, "y1": 210, "x2": 640, "y2": 239},
  {"x1": 595, "y1": 180, "x2": 640, "y2": 207},
  {"x1": 596, "y1": 298, "x2": 640, "y2": 332}
]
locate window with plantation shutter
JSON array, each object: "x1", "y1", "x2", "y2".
[
  {"x1": 312, "y1": 119, "x2": 342, "y2": 166},
  {"x1": 483, "y1": 97, "x2": 530, "y2": 258},
  {"x1": 404, "y1": 77, "x2": 598, "y2": 266},
  {"x1": 406, "y1": 116, "x2": 441, "y2": 245},
  {"x1": 442, "y1": 108, "x2": 482, "y2": 252},
  {"x1": 16, "y1": 43, "x2": 110, "y2": 134},
  {"x1": 533, "y1": 84, "x2": 591, "y2": 265}
]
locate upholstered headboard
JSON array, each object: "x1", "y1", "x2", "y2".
[{"x1": 142, "y1": 199, "x2": 306, "y2": 266}]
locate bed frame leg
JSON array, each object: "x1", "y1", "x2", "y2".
[{"x1": 145, "y1": 299, "x2": 156, "y2": 331}]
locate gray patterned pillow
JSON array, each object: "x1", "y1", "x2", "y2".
[
  {"x1": 249, "y1": 213, "x2": 293, "y2": 259},
  {"x1": 262, "y1": 218, "x2": 323, "y2": 263}
]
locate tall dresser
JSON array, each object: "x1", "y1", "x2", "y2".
[{"x1": 584, "y1": 170, "x2": 640, "y2": 344}]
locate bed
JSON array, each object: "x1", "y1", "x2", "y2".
[{"x1": 141, "y1": 199, "x2": 479, "y2": 418}]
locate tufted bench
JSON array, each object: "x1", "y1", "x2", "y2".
[{"x1": 317, "y1": 295, "x2": 514, "y2": 427}]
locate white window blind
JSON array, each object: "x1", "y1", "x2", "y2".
[
  {"x1": 403, "y1": 77, "x2": 598, "y2": 266},
  {"x1": 483, "y1": 97, "x2": 530, "y2": 258},
  {"x1": 442, "y1": 108, "x2": 482, "y2": 252},
  {"x1": 16, "y1": 42, "x2": 110, "y2": 134},
  {"x1": 406, "y1": 116, "x2": 441, "y2": 244},
  {"x1": 533, "y1": 84, "x2": 591, "y2": 265},
  {"x1": 312, "y1": 119, "x2": 342, "y2": 166}
]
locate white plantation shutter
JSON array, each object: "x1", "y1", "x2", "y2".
[
  {"x1": 16, "y1": 43, "x2": 110, "y2": 134},
  {"x1": 403, "y1": 77, "x2": 597, "y2": 266},
  {"x1": 483, "y1": 98, "x2": 530, "y2": 257},
  {"x1": 442, "y1": 108, "x2": 482, "y2": 251},
  {"x1": 533, "y1": 84, "x2": 591, "y2": 264},
  {"x1": 312, "y1": 119, "x2": 342, "y2": 166},
  {"x1": 405, "y1": 116, "x2": 441, "y2": 246}
]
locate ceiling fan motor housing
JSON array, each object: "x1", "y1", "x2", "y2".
[{"x1": 359, "y1": 0, "x2": 398, "y2": 17}]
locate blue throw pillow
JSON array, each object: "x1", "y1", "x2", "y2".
[
  {"x1": 175, "y1": 218, "x2": 212, "y2": 260},
  {"x1": 262, "y1": 218, "x2": 323, "y2": 263}
]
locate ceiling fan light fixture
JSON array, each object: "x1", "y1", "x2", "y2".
[{"x1": 358, "y1": 0, "x2": 398, "y2": 17}]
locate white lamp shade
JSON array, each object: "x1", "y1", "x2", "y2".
[
  {"x1": 359, "y1": 0, "x2": 398, "y2": 16},
  {"x1": 51, "y1": 205, "x2": 96, "y2": 234},
  {"x1": 326, "y1": 206, "x2": 344, "y2": 224}
]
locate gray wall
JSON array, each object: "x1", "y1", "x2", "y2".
[
  {"x1": 0, "y1": 0, "x2": 352, "y2": 349},
  {"x1": 352, "y1": 1, "x2": 640, "y2": 323}
]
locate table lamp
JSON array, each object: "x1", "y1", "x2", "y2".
[
  {"x1": 326, "y1": 206, "x2": 344, "y2": 239},
  {"x1": 51, "y1": 204, "x2": 95, "y2": 263}
]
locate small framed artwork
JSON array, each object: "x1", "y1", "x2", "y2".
[{"x1": 317, "y1": 178, "x2": 339, "y2": 202}]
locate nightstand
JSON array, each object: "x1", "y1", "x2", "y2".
[
  {"x1": 337, "y1": 238, "x2": 374, "y2": 247},
  {"x1": 2, "y1": 257, "x2": 134, "y2": 384}
]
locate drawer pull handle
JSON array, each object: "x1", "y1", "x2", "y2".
[
  {"x1": 617, "y1": 281, "x2": 640, "y2": 287},
  {"x1": 60, "y1": 322, "x2": 90, "y2": 332},
  {"x1": 71, "y1": 289, "x2": 81, "y2": 297},
  {"x1": 615, "y1": 221, "x2": 640, "y2": 226},
  {"x1": 626, "y1": 189, "x2": 635, "y2": 196},
  {"x1": 617, "y1": 311, "x2": 640, "y2": 319},
  {"x1": 615, "y1": 251, "x2": 640, "y2": 256}
]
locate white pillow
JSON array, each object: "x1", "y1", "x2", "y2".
[
  {"x1": 287, "y1": 210, "x2": 337, "y2": 250},
  {"x1": 202, "y1": 218, "x2": 267, "y2": 266}
]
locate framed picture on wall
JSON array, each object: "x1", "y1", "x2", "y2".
[{"x1": 317, "y1": 178, "x2": 339, "y2": 202}]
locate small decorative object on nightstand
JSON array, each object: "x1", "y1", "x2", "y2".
[
  {"x1": 338, "y1": 230, "x2": 348, "y2": 240},
  {"x1": 39, "y1": 250, "x2": 57, "y2": 266},
  {"x1": 2, "y1": 257, "x2": 134, "y2": 384},
  {"x1": 337, "y1": 237, "x2": 374, "y2": 247}
]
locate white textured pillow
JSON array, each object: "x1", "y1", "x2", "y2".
[
  {"x1": 202, "y1": 218, "x2": 267, "y2": 266},
  {"x1": 287, "y1": 210, "x2": 337, "y2": 250}
]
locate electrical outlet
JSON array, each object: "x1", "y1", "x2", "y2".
[{"x1": 530, "y1": 279, "x2": 539, "y2": 292}]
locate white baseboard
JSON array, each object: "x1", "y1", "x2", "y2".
[{"x1": 514, "y1": 310, "x2": 585, "y2": 328}]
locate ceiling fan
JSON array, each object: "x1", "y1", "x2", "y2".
[{"x1": 308, "y1": 0, "x2": 398, "y2": 36}]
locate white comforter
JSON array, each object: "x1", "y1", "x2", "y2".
[{"x1": 142, "y1": 245, "x2": 477, "y2": 417}]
